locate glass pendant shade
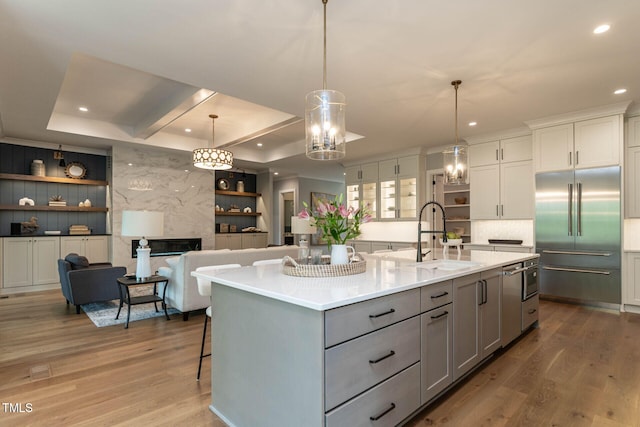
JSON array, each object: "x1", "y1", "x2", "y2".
[
  {"x1": 305, "y1": 89, "x2": 346, "y2": 160},
  {"x1": 443, "y1": 145, "x2": 468, "y2": 185},
  {"x1": 193, "y1": 148, "x2": 233, "y2": 170},
  {"x1": 193, "y1": 114, "x2": 233, "y2": 170}
]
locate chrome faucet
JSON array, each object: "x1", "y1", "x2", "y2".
[{"x1": 417, "y1": 201, "x2": 447, "y2": 262}]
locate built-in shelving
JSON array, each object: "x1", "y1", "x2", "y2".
[
  {"x1": 215, "y1": 212, "x2": 261, "y2": 217},
  {"x1": 0, "y1": 173, "x2": 108, "y2": 186},
  {"x1": 215, "y1": 190, "x2": 261, "y2": 197},
  {"x1": 0, "y1": 205, "x2": 108, "y2": 212}
]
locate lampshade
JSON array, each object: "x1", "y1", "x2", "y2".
[
  {"x1": 305, "y1": 0, "x2": 346, "y2": 161},
  {"x1": 121, "y1": 211, "x2": 164, "y2": 239},
  {"x1": 291, "y1": 216, "x2": 317, "y2": 235},
  {"x1": 193, "y1": 114, "x2": 233, "y2": 170}
]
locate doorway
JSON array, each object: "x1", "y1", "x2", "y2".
[{"x1": 280, "y1": 190, "x2": 295, "y2": 245}]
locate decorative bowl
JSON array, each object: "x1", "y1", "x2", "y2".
[{"x1": 454, "y1": 197, "x2": 467, "y2": 204}]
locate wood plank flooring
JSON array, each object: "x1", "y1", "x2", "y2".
[{"x1": 1, "y1": 290, "x2": 640, "y2": 426}]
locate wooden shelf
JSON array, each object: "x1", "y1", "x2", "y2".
[
  {"x1": 0, "y1": 205, "x2": 108, "y2": 212},
  {"x1": 0, "y1": 173, "x2": 108, "y2": 186},
  {"x1": 215, "y1": 212, "x2": 261, "y2": 217},
  {"x1": 215, "y1": 190, "x2": 261, "y2": 197}
]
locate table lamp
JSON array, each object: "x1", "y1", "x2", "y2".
[
  {"x1": 291, "y1": 216, "x2": 317, "y2": 261},
  {"x1": 122, "y1": 210, "x2": 164, "y2": 280}
]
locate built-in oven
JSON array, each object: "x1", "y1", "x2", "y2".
[{"x1": 522, "y1": 258, "x2": 538, "y2": 301}]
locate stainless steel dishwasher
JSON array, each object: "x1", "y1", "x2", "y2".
[{"x1": 502, "y1": 262, "x2": 524, "y2": 347}]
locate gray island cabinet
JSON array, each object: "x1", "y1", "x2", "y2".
[{"x1": 192, "y1": 251, "x2": 538, "y2": 427}]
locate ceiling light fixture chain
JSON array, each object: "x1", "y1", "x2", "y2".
[
  {"x1": 322, "y1": 0, "x2": 328, "y2": 90},
  {"x1": 192, "y1": 114, "x2": 233, "y2": 170},
  {"x1": 305, "y1": 0, "x2": 346, "y2": 161},
  {"x1": 443, "y1": 79, "x2": 468, "y2": 185}
]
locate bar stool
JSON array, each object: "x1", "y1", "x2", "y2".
[{"x1": 195, "y1": 263, "x2": 241, "y2": 381}]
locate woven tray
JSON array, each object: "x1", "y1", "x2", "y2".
[{"x1": 282, "y1": 255, "x2": 367, "y2": 277}]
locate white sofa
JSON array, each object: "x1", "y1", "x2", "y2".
[{"x1": 158, "y1": 245, "x2": 299, "y2": 319}]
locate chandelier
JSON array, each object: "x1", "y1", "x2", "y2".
[
  {"x1": 443, "y1": 80, "x2": 468, "y2": 185},
  {"x1": 193, "y1": 114, "x2": 233, "y2": 170},
  {"x1": 305, "y1": 0, "x2": 346, "y2": 160}
]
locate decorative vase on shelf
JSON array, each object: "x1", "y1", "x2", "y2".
[{"x1": 330, "y1": 244, "x2": 355, "y2": 265}]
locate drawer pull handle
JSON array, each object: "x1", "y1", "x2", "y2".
[
  {"x1": 370, "y1": 403, "x2": 396, "y2": 421},
  {"x1": 528, "y1": 308, "x2": 537, "y2": 314},
  {"x1": 430, "y1": 310, "x2": 449, "y2": 320},
  {"x1": 369, "y1": 350, "x2": 395, "y2": 364},
  {"x1": 430, "y1": 291, "x2": 449, "y2": 299},
  {"x1": 369, "y1": 308, "x2": 395, "y2": 319}
]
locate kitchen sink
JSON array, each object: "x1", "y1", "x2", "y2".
[{"x1": 415, "y1": 259, "x2": 481, "y2": 271}]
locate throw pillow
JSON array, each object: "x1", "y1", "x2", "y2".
[{"x1": 65, "y1": 253, "x2": 90, "y2": 269}]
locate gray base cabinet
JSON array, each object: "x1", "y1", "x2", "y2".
[
  {"x1": 209, "y1": 264, "x2": 518, "y2": 427},
  {"x1": 453, "y1": 273, "x2": 481, "y2": 380},
  {"x1": 453, "y1": 268, "x2": 502, "y2": 381}
]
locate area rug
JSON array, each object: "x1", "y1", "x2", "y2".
[{"x1": 81, "y1": 300, "x2": 180, "y2": 328}]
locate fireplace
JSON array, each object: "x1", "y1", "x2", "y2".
[{"x1": 131, "y1": 238, "x2": 202, "y2": 258}]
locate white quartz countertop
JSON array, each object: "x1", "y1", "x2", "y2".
[{"x1": 191, "y1": 250, "x2": 538, "y2": 311}]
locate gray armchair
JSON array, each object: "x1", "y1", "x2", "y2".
[{"x1": 58, "y1": 253, "x2": 127, "y2": 314}]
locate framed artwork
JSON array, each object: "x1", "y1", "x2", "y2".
[{"x1": 310, "y1": 192, "x2": 335, "y2": 245}]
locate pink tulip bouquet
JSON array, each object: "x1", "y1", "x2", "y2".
[{"x1": 298, "y1": 194, "x2": 372, "y2": 247}]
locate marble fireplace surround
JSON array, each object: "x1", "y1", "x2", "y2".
[{"x1": 112, "y1": 145, "x2": 214, "y2": 274}]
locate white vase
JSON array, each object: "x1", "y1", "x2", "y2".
[{"x1": 330, "y1": 244, "x2": 355, "y2": 265}]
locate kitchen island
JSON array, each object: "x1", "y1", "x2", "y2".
[{"x1": 192, "y1": 250, "x2": 538, "y2": 427}]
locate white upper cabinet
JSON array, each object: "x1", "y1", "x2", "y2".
[
  {"x1": 533, "y1": 115, "x2": 623, "y2": 173},
  {"x1": 469, "y1": 135, "x2": 532, "y2": 168},
  {"x1": 626, "y1": 116, "x2": 640, "y2": 218},
  {"x1": 573, "y1": 116, "x2": 621, "y2": 169},
  {"x1": 469, "y1": 134, "x2": 533, "y2": 220}
]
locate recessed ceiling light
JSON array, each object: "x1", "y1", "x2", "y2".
[
  {"x1": 614, "y1": 88, "x2": 627, "y2": 95},
  {"x1": 274, "y1": 172, "x2": 279, "y2": 175},
  {"x1": 468, "y1": 122, "x2": 477, "y2": 127},
  {"x1": 257, "y1": 143, "x2": 263, "y2": 147},
  {"x1": 127, "y1": 163, "x2": 133, "y2": 166},
  {"x1": 78, "y1": 106, "x2": 89, "y2": 112},
  {"x1": 185, "y1": 128, "x2": 192, "y2": 133},
  {"x1": 593, "y1": 24, "x2": 610, "y2": 34}
]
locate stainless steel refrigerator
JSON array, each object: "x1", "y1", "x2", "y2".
[{"x1": 535, "y1": 166, "x2": 621, "y2": 304}]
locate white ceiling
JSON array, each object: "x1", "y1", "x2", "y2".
[{"x1": 1, "y1": 0, "x2": 639, "y2": 181}]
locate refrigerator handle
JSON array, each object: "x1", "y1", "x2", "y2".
[
  {"x1": 577, "y1": 182, "x2": 582, "y2": 236},
  {"x1": 568, "y1": 183, "x2": 573, "y2": 236}
]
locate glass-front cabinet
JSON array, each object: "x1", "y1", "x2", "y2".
[
  {"x1": 345, "y1": 163, "x2": 377, "y2": 219},
  {"x1": 379, "y1": 156, "x2": 419, "y2": 220}
]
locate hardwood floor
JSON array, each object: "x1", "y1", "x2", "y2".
[
  {"x1": 406, "y1": 300, "x2": 640, "y2": 427},
  {"x1": 1, "y1": 290, "x2": 640, "y2": 426}
]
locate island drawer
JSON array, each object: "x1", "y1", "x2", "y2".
[
  {"x1": 325, "y1": 288, "x2": 420, "y2": 348},
  {"x1": 420, "y1": 280, "x2": 453, "y2": 312},
  {"x1": 325, "y1": 363, "x2": 420, "y2": 427},
  {"x1": 325, "y1": 316, "x2": 420, "y2": 411}
]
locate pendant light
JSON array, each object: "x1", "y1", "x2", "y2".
[
  {"x1": 443, "y1": 80, "x2": 468, "y2": 185},
  {"x1": 305, "y1": 0, "x2": 346, "y2": 160},
  {"x1": 193, "y1": 114, "x2": 233, "y2": 170}
]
